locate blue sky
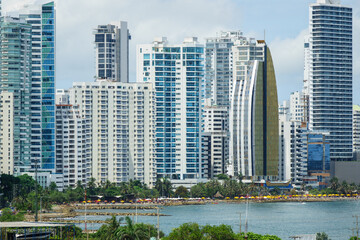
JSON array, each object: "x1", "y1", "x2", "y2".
[{"x1": 4, "y1": 0, "x2": 360, "y2": 103}]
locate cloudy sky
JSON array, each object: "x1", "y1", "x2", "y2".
[{"x1": 3, "y1": 0, "x2": 360, "y2": 103}]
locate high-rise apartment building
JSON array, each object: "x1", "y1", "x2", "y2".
[
  {"x1": 20, "y1": 1, "x2": 56, "y2": 171},
  {"x1": 201, "y1": 104, "x2": 229, "y2": 178},
  {"x1": 205, "y1": 31, "x2": 244, "y2": 107},
  {"x1": 55, "y1": 89, "x2": 91, "y2": 189},
  {"x1": 137, "y1": 37, "x2": 204, "y2": 181},
  {"x1": 0, "y1": 17, "x2": 32, "y2": 175},
  {"x1": 229, "y1": 38, "x2": 279, "y2": 180},
  {"x1": 308, "y1": 0, "x2": 353, "y2": 161},
  {"x1": 94, "y1": 22, "x2": 130, "y2": 82},
  {"x1": 69, "y1": 80, "x2": 155, "y2": 187},
  {"x1": 278, "y1": 118, "x2": 305, "y2": 184}
]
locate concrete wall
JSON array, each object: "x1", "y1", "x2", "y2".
[{"x1": 331, "y1": 161, "x2": 360, "y2": 184}]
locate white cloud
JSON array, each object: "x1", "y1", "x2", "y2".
[
  {"x1": 270, "y1": 29, "x2": 308, "y2": 76},
  {"x1": 3, "y1": 0, "x2": 241, "y2": 89},
  {"x1": 2, "y1": 0, "x2": 360, "y2": 104},
  {"x1": 268, "y1": 29, "x2": 308, "y2": 101}
]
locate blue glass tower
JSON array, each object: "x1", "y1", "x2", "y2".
[
  {"x1": 20, "y1": 1, "x2": 55, "y2": 171},
  {"x1": 137, "y1": 37, "x2": 204, "y2": 180},
  {"x1": 308, "y1": 0, "x2": 353, "y2": 161},
  {"x1": 307, "y1": 133, "x2": 330, "y2": 172}
]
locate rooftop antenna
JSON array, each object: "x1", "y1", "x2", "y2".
[{"x1": 264, "y1": 29, "x2": 266, "y2": 42}]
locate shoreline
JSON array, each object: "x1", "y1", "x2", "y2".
[{"x1": 23, "y1": 197, "x2": 359, "y2": 222}]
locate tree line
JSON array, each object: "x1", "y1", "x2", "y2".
[{"x1": 1, "y1": 174, "x2": 360, "y2": 212}]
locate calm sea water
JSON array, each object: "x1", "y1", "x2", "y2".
[{"x1": 75, "y1": 200, "x2": 360, "y2": 239}]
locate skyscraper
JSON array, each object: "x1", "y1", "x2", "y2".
[
  {"x1": 137, "y1": 37, "x2": 204, "y2": 181},
  {"x1": 308, "y1": 0, "x2": 353, "y2": 161},
  {"x1": 94, "y1": 22, "x2": 130, "y2": 82},
  {"x1": 69, "y1": 80, "x2": 156, "y2": 187},
  {"x1": 55, "y1": 89, "x2": 91, "y2": 189},
  {"x1": 229, "y1": 39, "x2": 279, "y2": 180},
  {"x1": 20, "y1": 1, "x2": 56, "y2": 171},
  {"x1": 205, "y1": 31, "x2": 244, "y2": 107},
  {"x1": 0, "y1": 17, "x2": 32, "y2": 174},
  {"x1": 202, "y1": 104, "x2": 229, "y2": 178}
]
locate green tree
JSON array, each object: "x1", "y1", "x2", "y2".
[
  {"x1": 115, "y1": 216, "x2": 148, "y2": 240},
  {"x1": 236, "y1": 232, "x2": 281, "y2": 240},
  {"x1": 87, "y1": 177, "x2": 98, "y2": 196},
  {"x1": 329, "y1": 177, "x2": 340, "y2": 192},
  {"x1": 0, "y1": 208, "x2": 24, "y2": 222},
  {"x1": 204, "y1": 180, "x2": 223, "y2": 198},
  {"x1": 190, "y1": 183, "x2": 207, "y2": 198},
  {"x1": 202, "y1": 224, "x2": 236, "y2": 240},
  {"x1": 316, "y1": 232, "x2": 330, "y2": 240},
  {"x1": 0, "y1": 174, "x2": 19, "y2": 207},
  {"x1": 95, "y1": 215, "x2": 123, "y2": 240},
  {"x1": 216, "y1": 174, "x2": 230, "y2": 180},
  {"x1": 155, "y1": 177, "x2": 172, "y2": 197},
  {"x1": 174, "y1": 186, "x2": 189, "y2": 198},
  {"x1": 163, "y1": 222, "x2": 203, "y2": 240}
]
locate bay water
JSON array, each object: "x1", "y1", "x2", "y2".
[{"x1": 75, "y1": 200, "x2": 360, "y2": 239}]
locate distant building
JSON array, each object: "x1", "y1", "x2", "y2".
[
  {"x1": 303, "y1": 131, "x2": 330, "y2": 189},
  {"x1": 55, "y1": 89, "x2": 91, "y2": 189},
  {"x1": 204, "y1": 31, "x2": 244, "y2": 108},
  {"x1": 94, "y1": 22, "x2": 130, "y2": 82},
  {"x1": 20, "y1": 1, "x2": 56, "y2": 172},
  {"x1": 202, "y1": 104, "x2": 229, "y2": 178},
  {"x1": 137, "y1": 37, "x2": 204, "y2": 181},
  {"x1": 308, "y1": 0, "x2": 353, "y2": 161},
  {"x1": 69, "y1": 80, "x2": 156, "y2": 187},
  {"x1": 0, "y1": 17, "x2": 32, "y2": 175},
  {"x1": 278, "y1": 119, "x2": 303, "y2": 183},
  {"x1": 229, "y1": 39, "x2": 279, "y2": 180}
]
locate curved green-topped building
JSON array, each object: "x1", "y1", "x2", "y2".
[{"x1": 229, "y1": 39, "x2": 279, "y2": 180}]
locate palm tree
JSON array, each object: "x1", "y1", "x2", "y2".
[
  {"x1": 329, "y1": 177, "x2": 340, "y2": 192},
  {"x1": 155, "y1": 177, "x2": 172, "y2": 197},
  {"x1": 96, "y1": 215, "x2": 123, "y2": 240},
  {"x1": 115, "y1": 216, "x2": 148, "y2": 240}
]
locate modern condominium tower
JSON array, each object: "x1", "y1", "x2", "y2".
[
  {"x1": 94, "y1": 22, "x2": 130, "y2": 82},
  {"x1": 0, "y1": 17, "x2": 32, "y2": 175},
  {"x1": 20, "y1": 1, "x2": 56, "y2": 171},
  {"x1": 308, "y1": 0, "x2": 353, "y2": 161},
  {"x1": 69, "y1": 80, "x2": 156, "y2": 187},
  {"x1": 229, "y1": 39, "x2": 279, "y2": 179},
  {"x1": 205, "y1": 31, "x2": 244, "y2": 107},
  {"x1": 137, "y1": 37, "x2": 204, "y2": 181},
  {"x1": 55, "y1": 90, "x2": 91, "y2": 189}
]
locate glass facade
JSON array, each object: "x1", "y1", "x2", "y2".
[
  {"x1": 254, "y1": 47, "x2": 279, "y2": 177},
  {"x1": 309, "y1": 2, "x2": 353, "y2": 161},
  {"x1": 230, "y1": 40, "x2": 279, "y2": 179},
  {"x1": 41, "y1": 2, "x2": 55, "y2": 170},
  {"x1": 138, "y1": 38, "x2": 203, "y2": 180},
  {"x1": 307, "y1": 133, "x2": 330, "y2": 172},
  {"x1": 0, "y1": 18, "x2": 32, "y2": 173},
  {"x1": 20, "y1": 1, "x2": 56, "y2": 171}
]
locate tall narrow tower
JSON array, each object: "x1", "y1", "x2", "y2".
[
  {"x1": 137, "y1": 37, "x2": 204, "y2": 180},
  {"x1": 94, "y1": 22, "x2": 130, "y2": 82},
  {"x1": 20, "y1": 1, "x2": 56, "y2": 171},
  {"x1": 229, "y1": 39, "x2": 279, "y2": 179},
  {"x1": 0, "y1": 17, "x2": 32, "y2": 174},
  {"x1": 308, "y1": 0, "x2": 353, "y2": 161}
]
